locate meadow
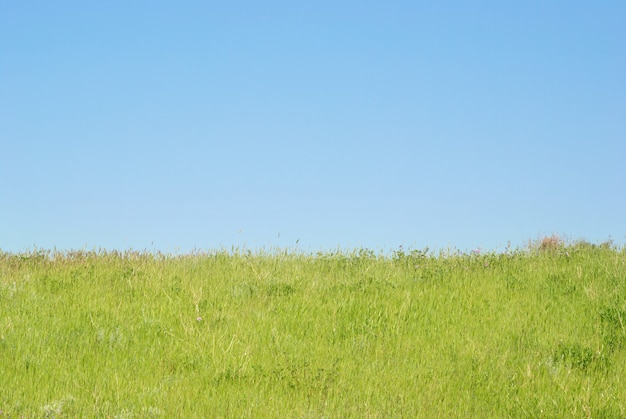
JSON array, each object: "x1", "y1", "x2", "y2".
[{"x1": 1, "y1": 240, "x2": 625, "y2": 417}]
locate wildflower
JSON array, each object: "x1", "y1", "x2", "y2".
[{"x1": 196, "y1": 317, "x2": 203, "y2": 322}]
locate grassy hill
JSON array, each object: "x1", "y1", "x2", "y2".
[{"x1": 1, "y1": 242, "x2": 625, "y2": 417}]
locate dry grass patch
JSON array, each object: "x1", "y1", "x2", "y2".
[{"x1": 540, "y1": 235, "x2": 562, "y2": 251}]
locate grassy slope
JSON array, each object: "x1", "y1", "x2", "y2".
[{"x1": 1, "y1": 246, "x2": 625, "y2": 417}]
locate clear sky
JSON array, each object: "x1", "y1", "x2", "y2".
[{"x1": 2, "y1": 1, "x2": 624, "y2": 254}]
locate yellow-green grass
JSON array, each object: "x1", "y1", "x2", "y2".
[{"x1": 1, "y1": 243, "x2": 625, "y2": 417}]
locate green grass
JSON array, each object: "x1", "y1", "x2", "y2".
[{"x1": 1, "y1": 243, "x2": 625, "y2": 417}]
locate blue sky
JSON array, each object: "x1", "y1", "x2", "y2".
[{"x1": 2, "y1": 1, "x2": 624, "y2": 254}]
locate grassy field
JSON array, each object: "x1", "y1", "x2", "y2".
[{"x1": 1, "y1": 241, "x2": 625, "y2": 417}]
